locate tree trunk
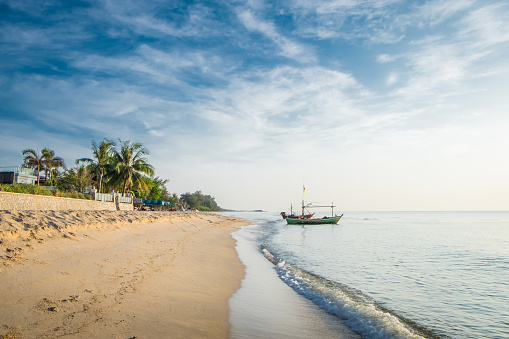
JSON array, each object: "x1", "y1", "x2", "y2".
[
  {"x1": 98, "y1": 170, "x2": 103, "y2": 193},
  {"x1": 36, "y1": 164, "x2": 40, "y2": 186}
]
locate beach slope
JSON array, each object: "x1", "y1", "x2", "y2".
[{"x1": 0, "y1": 211, "x2": 249, "y2": 338}]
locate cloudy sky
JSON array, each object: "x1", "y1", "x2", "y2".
[{"x1": 1, "y1": 0, "x2": 508, "y2": 211}]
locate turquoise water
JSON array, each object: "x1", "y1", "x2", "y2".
[{"x1": 226, "y1": 211, "x2": 509, "y2": 339}]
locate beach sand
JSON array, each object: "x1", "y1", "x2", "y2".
[{"x1": 0, "y1": 211, "x2": 250, "y2": 338}]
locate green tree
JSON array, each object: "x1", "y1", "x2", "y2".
[
  {"x1": 135, "y1": 176, "x2": 169, "y2": 201},
  {"x1": 163, "y1": 192, "x2": 181, "y2": 206},
  {"x1": 76, "y1": 139, "x2": 115, "y2": 193},
  {"x1": 21, "y1": 148, "x2": 44, "y2": 186},
  {"x1": 57, "y1": 166, "x2": 93, "y2": 193},
  {"x1": 107, "y1": 139, "x2": 155, "y2": 196},
  {"x1": 180, "y1": 191, "x2": 220, "y2": 211},
  {"x1": 41, "y1": 148, "x2": 66, "y2": 185}
]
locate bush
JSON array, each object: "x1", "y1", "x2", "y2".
[
  {"x1": 0, "y1": 183, "x2": 91, "y2": 200},
  {"x1": 0, "y1": 183, "x2": 52, "y2": 195}
]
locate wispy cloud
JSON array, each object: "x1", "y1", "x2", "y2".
[
  {"x1": 236, "y1": 9, "x2": 315, "y2": 62},
  {"x1": 282, "y1": 0, "x2": 404, "y2": 42},
  {"x1": 104, "y1": 1, "x2": 231, "y2": 39},
  {"x1": 458, "y1": 3, "x2": 509, "y2": 45},
  {"x1": 403, "y1": 0, "x2": 475, "y2": 26}
]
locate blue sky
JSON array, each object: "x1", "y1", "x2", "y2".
[{"x1": 1, "y1": 0, "x2": 508, "y2": 211}]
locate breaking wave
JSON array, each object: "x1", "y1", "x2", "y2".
[{"x1": 262, "y1": 248, "x2": 440, "y2": 339}]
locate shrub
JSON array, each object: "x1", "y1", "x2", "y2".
[
  {"x1": 0, "y1": 183, "x2": 91, "y2": 200},
  {"x1": 0, "y1": 183, "x2": 52, "y2": 195}
]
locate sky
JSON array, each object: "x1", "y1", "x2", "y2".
[{"x1": 1, "y1": 0, "x2": 508, "y2": 212}]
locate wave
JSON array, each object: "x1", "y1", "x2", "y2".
[{"x1": 262, "y1": 249, "x2": 440, "y2": 339}]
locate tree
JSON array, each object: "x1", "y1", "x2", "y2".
[
  {"x1": 21, "y1": 148, "x2": 44, "y2": 186},
  {"x1": 41, "y1": 148, "x2": 66, "y2": 185},
  {"x1": 107, "y1": 139, "x2": 155, "y2": 196},
  {"x1": 135, "y1": 176, "x2": 169, "y2": 201},
  {"x1": 76, "y1": 139, "x2": 115, "y2": 193},
  {"x1": 57, "y1": 166, "x2": 93, "y2": 193},
  {"x1": 180, "y1": 191, "x2": 220, "y2": 211}
]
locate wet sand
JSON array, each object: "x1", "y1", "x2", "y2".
[{"x1": 0, "y1": 211, "x2": 249, "y2": 338}]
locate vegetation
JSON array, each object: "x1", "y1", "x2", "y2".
[
  {"x1": 22, "y1": 148, "x2": 67, "y2": 186},
  {"x1": 180, "y1": 191, "x2": 220, "y2": 211},
  {"x1": 41, "y1": 148, "x2": 66, "y2": 185},
  {"x1": 57, "y1": 165, "x2": 94, "y2": 193},
  {"x1": 21, "y1": 148, "x2": 45, "y2": 186},
  {"x1": 135, "y1": 177, "x2": 168, "y2": 201},
  {"x1": 9, "y1": 138, "x2": 222, "y2": 210},
  {"x1": 75, "y1": 139, "x2": 115, "y2": 193},
  {"x1": 107, "y1": 139, "x2": 155, "y2": 196},
  {"x1": 0, "y1": 183, "x2": 91, "y2": 200}
]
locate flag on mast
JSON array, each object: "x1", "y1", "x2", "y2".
[{"x1": 303, "y1": 185, "x2": 306, "y2": 193}]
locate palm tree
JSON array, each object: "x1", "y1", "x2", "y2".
[
  {"x1": 76, "y1": 165, "x2": 94, "y2": 193},
  {"x1": 76, "y1": 139, "x2": 115, "y2": 193},
  {"x1": 107, "y1": 139, "x2": 155, "y2": 196},
  {"x1": 41, "y1": 148, "x2": 66, "y2": 185},
  {"x1": 21, "y1": 148, "x2": 44, "y2": 186}
]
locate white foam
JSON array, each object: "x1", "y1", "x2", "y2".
[{"x1": 274, "y1": 259, "x2": 427, "y2": 339}]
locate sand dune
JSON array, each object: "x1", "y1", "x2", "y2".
[{"x1": 0, "y1": 211, "x2": 250, "y2": 338}]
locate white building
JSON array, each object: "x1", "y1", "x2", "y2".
[{"x1": 0, "y1": 166, "x2": 38, "y2": 185}]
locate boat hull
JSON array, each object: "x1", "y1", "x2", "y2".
[
  {"x1": 285, "y1": 214, "x2": 343, "y2": 225},
  {"x1": 281, "y1": 212, "x2": 315, "y2": 219}
]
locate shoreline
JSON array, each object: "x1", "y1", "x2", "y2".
[
  {"x1": 0, "y1": 211, "x2": 251, "y2": 338},
  {"x1": 227, "y1": 212, "x2": 363, "y2": 339}
]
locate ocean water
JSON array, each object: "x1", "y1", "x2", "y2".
[{"x1": 226, "y1": 211, "x2": 509, "y2": 339}]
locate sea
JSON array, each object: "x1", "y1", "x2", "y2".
[{"x1": 224, "y1": 211, "x2": 509, "y2": 339}]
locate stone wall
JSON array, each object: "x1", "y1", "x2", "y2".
[{"x1": 0, "y1": 192, "x2": 133, "y2": 211}]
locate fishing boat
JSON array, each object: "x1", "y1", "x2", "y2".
[{"x1": 284, "y1": 200, "x2": 343, "y2": 225}]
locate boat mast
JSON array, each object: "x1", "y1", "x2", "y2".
[{"x1": 302, "y1": 185, "x2": 305, "y2": 217}]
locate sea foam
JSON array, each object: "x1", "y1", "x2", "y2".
[{"x1": 264, "y1": 248, "x2": 435, "y2": 339}]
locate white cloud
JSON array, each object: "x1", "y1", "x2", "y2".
[
  {"x1": 458, "y1": 3, "x2": 509, "y2": 45},
  {"x1": 282, "y1": 0, "x2": 404, "y2": 42},
  {"x1": 411, "y1": 0, "x2": 475, "y2": 26},
  {"x1": 100, "y1": 0, "x2": 227, "y2": 39},
  {"x1": 377, "y1": 54, "x2": 398, "y2": 63},
  {"x1": 386, "y1": 73, "x2": 398, "y2": 85},
  {"x1": 72, "y1": 44, "x2": 233, "y2": 88},
  {"x1": 237, "y1": 10, "x2": 315, "y2": 62}
]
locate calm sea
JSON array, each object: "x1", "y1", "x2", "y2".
[{"x1": 225, "y1": 211, "x2": 509, "y2": 339}]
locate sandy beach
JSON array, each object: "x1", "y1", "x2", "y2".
[{"x1": 0, "y1": 210, "x2": 250, "y2": 338}]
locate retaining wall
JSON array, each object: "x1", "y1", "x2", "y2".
[{"x1": 0, "y1": 191, "x2": 133, "y2": 211}]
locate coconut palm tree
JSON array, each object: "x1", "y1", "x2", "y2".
[
  {"x1": 107, "y1": 139, "x2": 155, "y2": 196},
  {"x1": 41, "y1": 148, "x2": 66, "y2": 185},
  {"x1": 76, "y1": 139, "x2": 115, "y2": 193},
  {"x1": 21, "y1": 148, "x2": 45, "y2": 186}
]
